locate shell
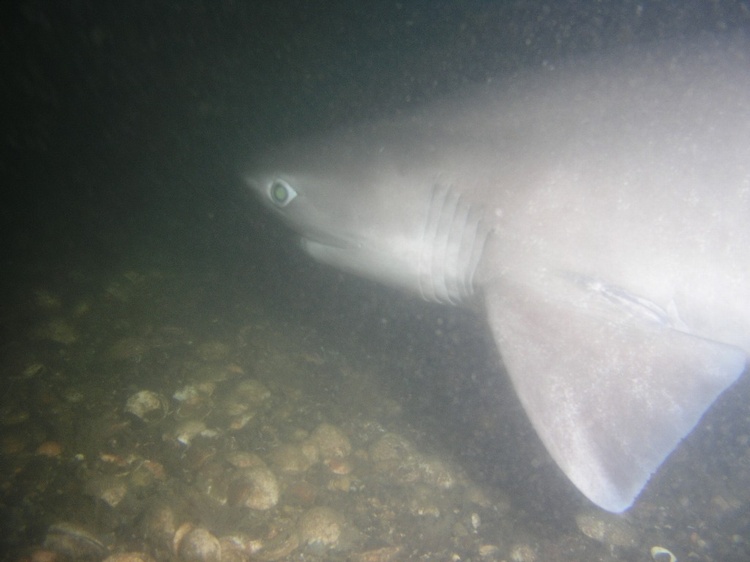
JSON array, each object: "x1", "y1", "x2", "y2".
[
  {"x1": 177, "y1": 527, "x2": 221, "y2": 562},
  {"x1": 142, "y1": 504, "x2": 178, "y2": 553},
  {"x1": 222, "y1": 379, "x2": 271, "y2": 418},
  {"x1": 651, "y1": 546, "x2": 677, "y2": 562},
  {"x1": 298, "y1": 507, "x2": 345, "y2": 549},
  {"x1": 168, "y1": 420, "x2": 211, "y2": 446},
  {"x1": 43, "y1": 522, "x2": 108, "y2": 561},
  {"x1": 268, "y1": 443, "x2": 317, "y2": 473},
  {"x1": 173, "y1": 383, "x2": 215, "y2": 420},
  {"x1": 233, "y1": 379, "x2": 271, "y2": 404},
  {"x1": 309, "y1": 423, "x2": 351, "y2": 461},
  {"x1": 84, "y1": 474, "x2": 129, "y2": 508},
  {"x1": 575, "y1": 509, "x2": 639, "y2": 548},
  {"x1": 125, "y1": 390, "x2": 168, "y2": 422},
  {"x1": 509, "y1": 543, "x2": 537, "y2": 562},
  {"x1": 229, "y1": 465, "x2": 279, "y2": 510},
  {"x1": 36, "y1": 318, "x2": 79, "y2": 344},
  {"x1": 102, "y1": 553, "x2": 157, "y2": 562}
]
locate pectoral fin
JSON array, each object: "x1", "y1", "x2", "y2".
[{"x1": 484, "y1": 274, "x2": 746, "y2": 512}]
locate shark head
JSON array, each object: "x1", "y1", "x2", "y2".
[
  {"x1": 247, "y1": 126, "x2": 494, "y2": 305},
  {"x1": 245, "y1": 38, "x2": 750, "y2": 513}
]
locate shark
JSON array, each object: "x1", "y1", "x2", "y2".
[{"x1": 245, "y1": 38, "x2": 750, "y2": 513}]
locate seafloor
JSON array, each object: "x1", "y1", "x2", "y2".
[{"x1": 1, "y1": 261, "x2": 748, "y2": 562}]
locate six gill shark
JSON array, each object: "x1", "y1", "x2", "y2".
[{"x1": 246, "y1": 38, "x2": 750, "y2": 512}]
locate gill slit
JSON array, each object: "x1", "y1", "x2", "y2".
[{"x1": 419, "y1": 183, "x2": 489, "y2": 304}]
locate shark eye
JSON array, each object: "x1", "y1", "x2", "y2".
[{"x1": 268, "y1": 179, "x2": 297, "y2": 207}]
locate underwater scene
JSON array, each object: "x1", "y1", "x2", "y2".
[{"x1": 2, "y1": 2, "x2": 750, "y2": 561}]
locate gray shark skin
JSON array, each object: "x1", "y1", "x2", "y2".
[{"x1": 246, "y1": 38, "x2": 750, "y2": 513}]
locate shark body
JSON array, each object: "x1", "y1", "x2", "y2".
[{"x1": 246, "y1": 38, "x2": 750, "y2": 512}]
